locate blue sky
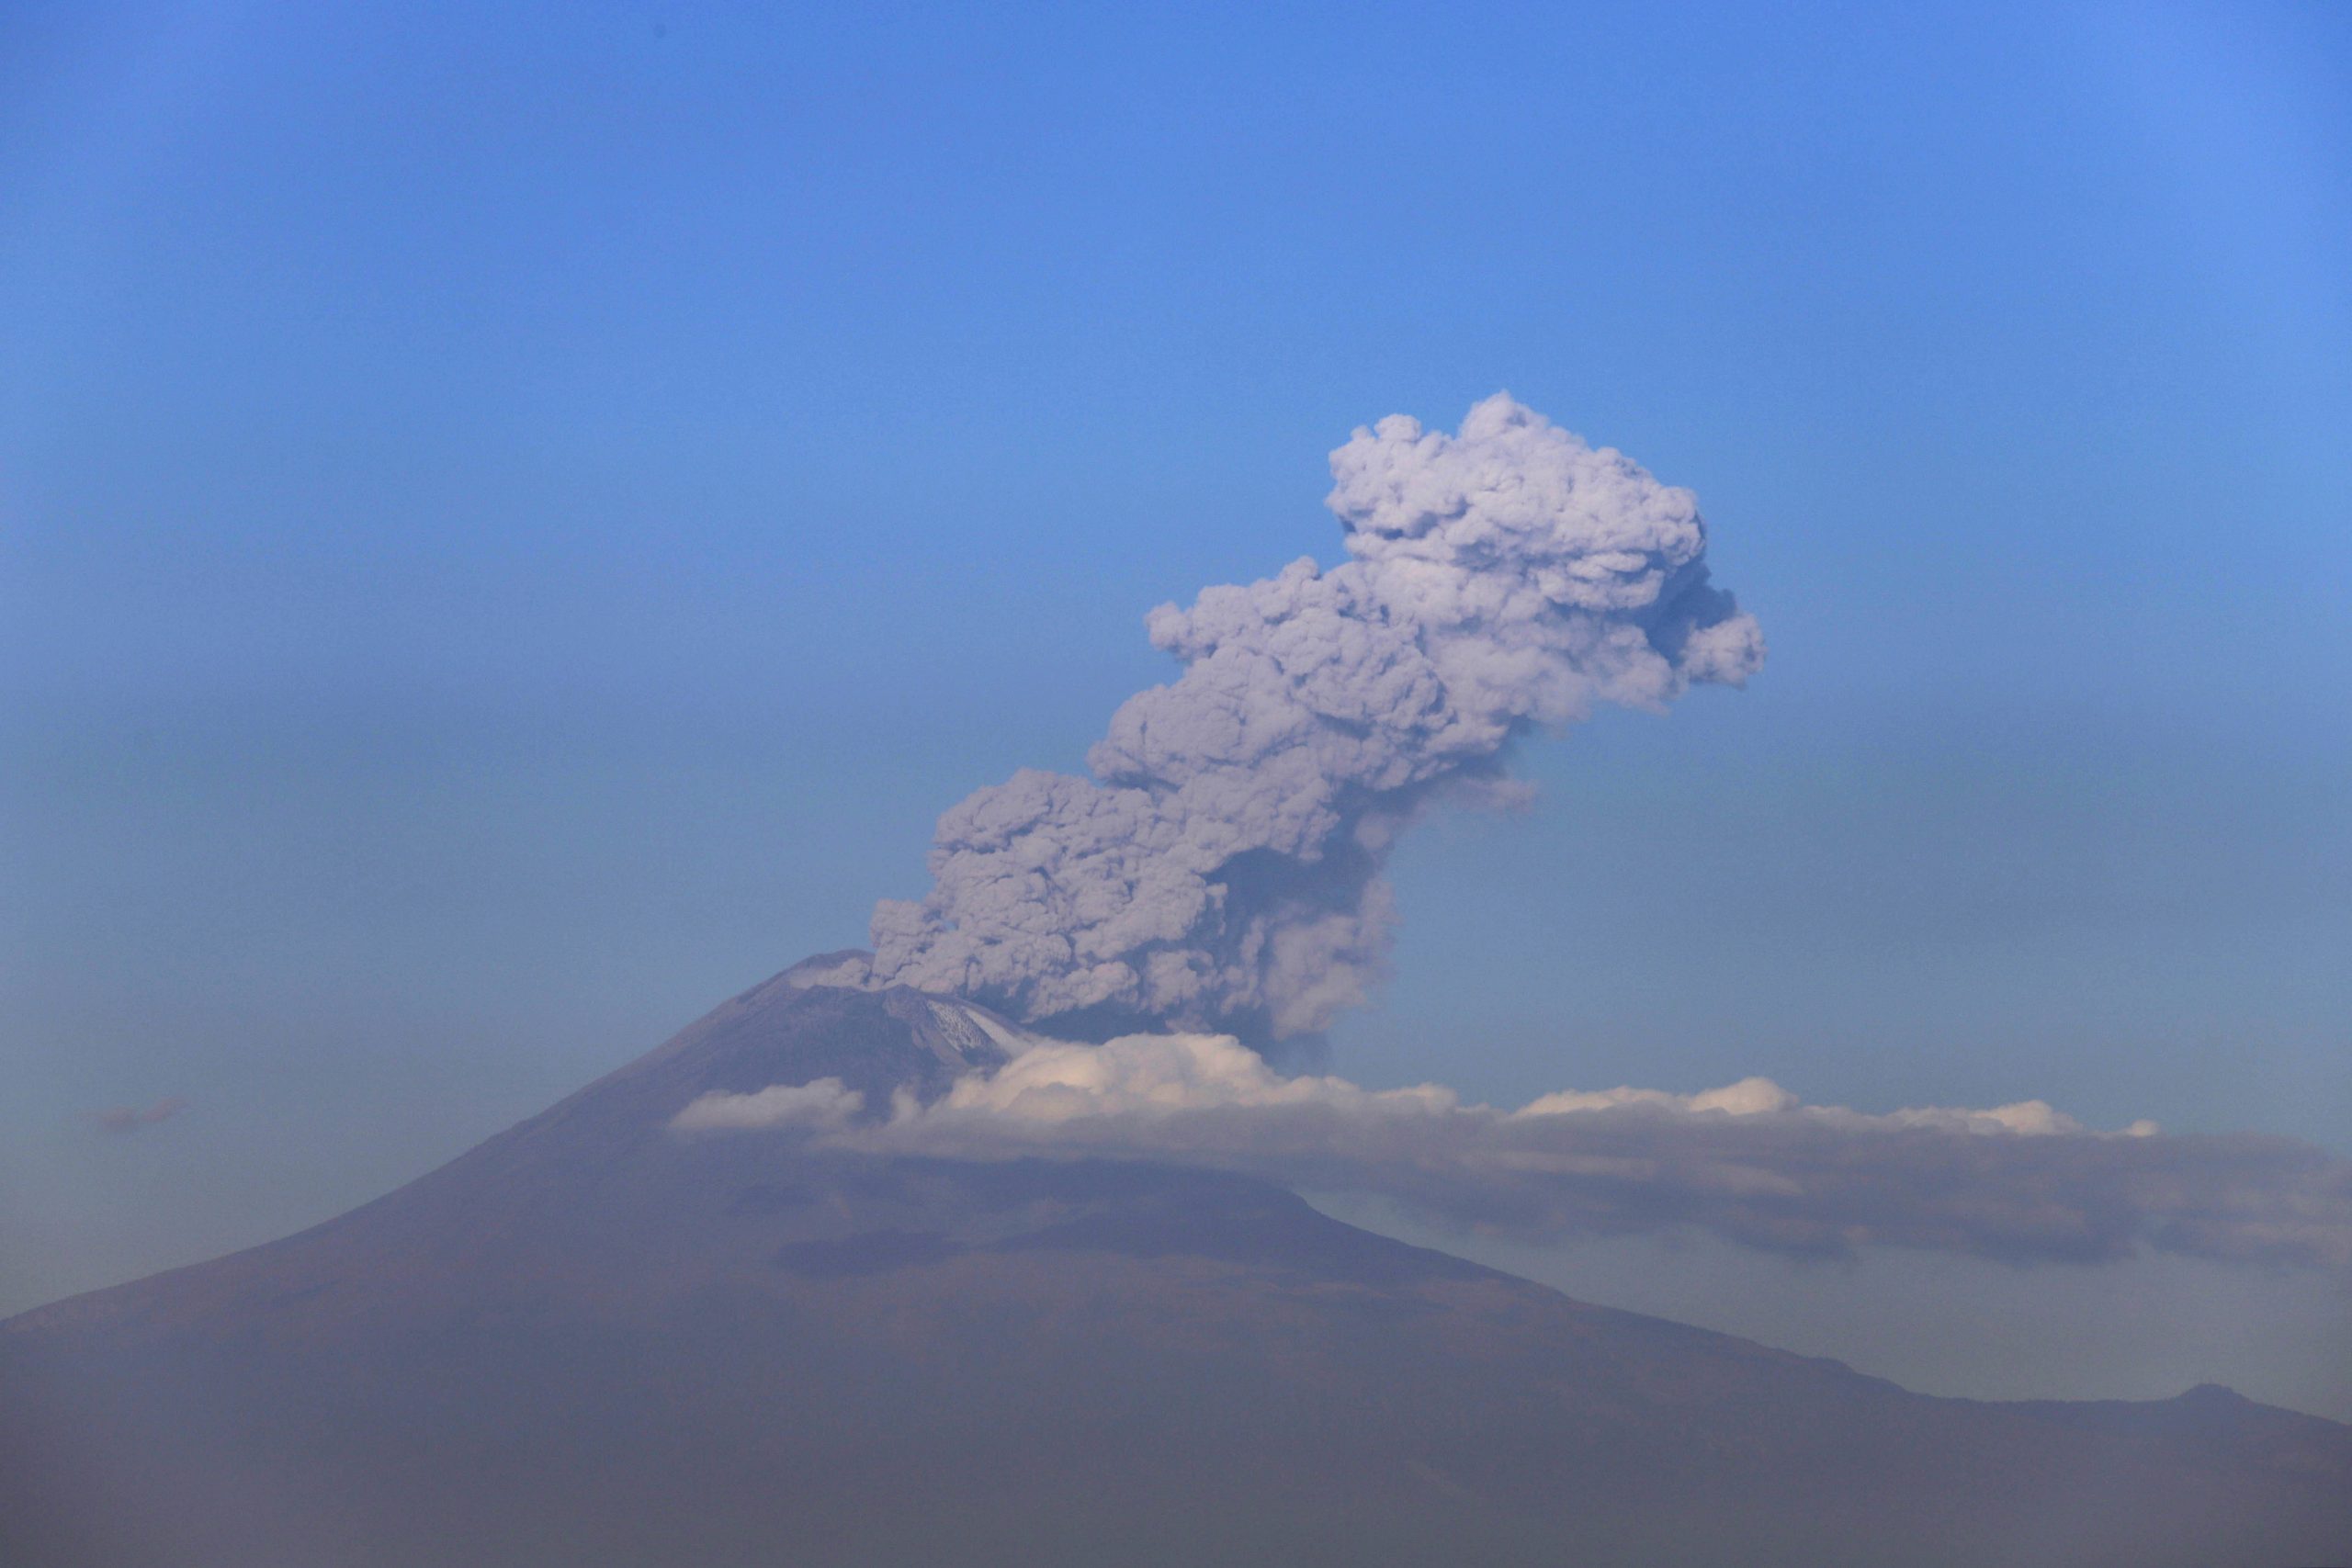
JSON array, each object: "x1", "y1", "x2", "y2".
[{"x1": 4, "y1": 0, "x2": 2348, "y2": 1393}]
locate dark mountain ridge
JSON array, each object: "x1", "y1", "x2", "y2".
[{"x1": 6, "y1": 971, "x2": 2348, "y2": 1567}]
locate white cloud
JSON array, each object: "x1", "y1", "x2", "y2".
[
  {"x1": 670, "y1": 1077, "x2": 864, "y2": 1132},
  {"x1": 922, "y1": 1030, "x2": 1458, "y2": 1122},
  {"x1": 1517, "y1": 1077, "x2": 1802, "y2": 1119}
]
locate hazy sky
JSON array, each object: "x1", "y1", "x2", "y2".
[{"x1": 5, "y1": 0, "x2": 2348, "y2": 1404}]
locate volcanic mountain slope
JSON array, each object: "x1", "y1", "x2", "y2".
[{"x1": 6, "y1": 972, "x2": 2349, "y2": 1568}]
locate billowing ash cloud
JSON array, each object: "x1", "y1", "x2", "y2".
[
  {"x1": 860, "y1": 395, "x2": 1763, "y2": 1039},
  {"x1": 677, "y1": 1035, "x2": 2352, "y2": 1270}
]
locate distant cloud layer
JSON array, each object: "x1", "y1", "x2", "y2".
[
  {"x1": 675, "y1": 1034, "x2": 2351, "y2": 1270},
  {"x1": 88, "y1": 1097, "x2": 187, "y2": 1135},
  {"x1": 858, "y1": 396, "x2": 1763, "y2": 1040}
]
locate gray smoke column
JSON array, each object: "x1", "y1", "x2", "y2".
[{"x1": 866, "y1": 395, "x2": 1765, "y2": 1039}]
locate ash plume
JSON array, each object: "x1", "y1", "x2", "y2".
[{"x1": 864, "y1": 395, "x2": 1764, "y2": 1039}]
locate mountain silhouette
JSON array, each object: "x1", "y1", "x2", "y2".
[{"x1": 6, "y1": 970, "x2": 2348, "y2": 1567}]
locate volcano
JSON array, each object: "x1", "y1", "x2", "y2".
[{"x1": 6, "y1": 969, "x2": 2349, "y2": 1567}]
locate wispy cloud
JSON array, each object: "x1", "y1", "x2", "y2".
[
  {"x1": 672, "y1": 1078, "x2": 863, "y2": 1132},
  {"x1": 88, "y1": 1096, "x2": 187, "y2": 1135},
  {"x1": 676, "y1": 1033, "x2": 2351, "y2": 1270}
]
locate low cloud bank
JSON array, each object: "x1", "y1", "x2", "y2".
[{"x1": 674, "y1": 1035, "x2": 2351, "y2": 1269}]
